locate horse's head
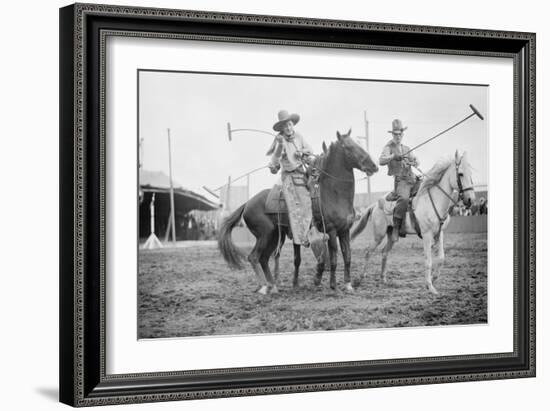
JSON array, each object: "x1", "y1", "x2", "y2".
[
  {"x1": 336, "y1": 129, "x2": 379, "y2": 176},
  {"x1": 452, "y1": 150, "x2": 476, "y2": 208}
]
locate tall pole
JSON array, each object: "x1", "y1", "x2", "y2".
[
  {"x1": 139, "y1": 137, "x2": 144, "y2": 169},
  {"x1": 364, "y1": 111, "x2": 372, "y2": 204},
  {"x1": 167, "y1": 128, "x2": 176, "y2": 247}
]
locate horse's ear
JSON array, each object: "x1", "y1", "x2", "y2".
[
  {"x1": 455, "y1": 149, "x2": 460, "y2": 162},
  {"x1": 347, "y1": 128, "x2": 352, "y2": 137},
  {"x1": 336, "y1": 131, "x2": 342, "y2": 141},
  {"x1": 322, "y1": 141, "x2": 328, "y2": 154}
]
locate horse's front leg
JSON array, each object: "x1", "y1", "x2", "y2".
[
  {"x1": 422, "y1": 231, "x2": 438, "y2": 295},
  {"x1": 293, "y1": 244, "x2": 301, "y2": 288},
  {"x1": 338, "y1": 230, "x2": 353, "y2": 292},
  {"x1": 327, "y1": 233, "x2": 339, "y2": 290},
  {"x1": 432, "y1": 231, "x2": 445, "y2": 284},
  {"x1": 314, "y1": 233, "x2": 329, "y2": 287}
]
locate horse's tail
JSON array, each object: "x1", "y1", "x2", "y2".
[
  {"x1": 351, "y1": 204, "x2": 374, "y2": 241},
  {"x1": 217, "y1": 203, "x2": 247, "y2": 270}
]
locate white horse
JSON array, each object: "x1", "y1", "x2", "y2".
[{"x1": 351, "y1": 151, "x2": 476, "y2": 295}]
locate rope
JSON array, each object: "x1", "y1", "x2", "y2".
[
  {"x1": 276, "y1": 205, "x2": 283, "y2": 256},
  {"x1": 316, "y1": 184, "x2": 330, "y2": 262}
]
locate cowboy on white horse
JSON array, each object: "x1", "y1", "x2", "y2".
[
  {"x1": 379, "y1": 119, "x2": 421, "y2": 241},
  {"x1": 267, "y1": 110, "x2": 315, "y2": 247}
]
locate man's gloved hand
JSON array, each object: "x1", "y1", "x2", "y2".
[
  {"x1": 393, "y1": 153, "x2": 403, "y2": 162},
  {"x1": 303, "y1": 154, "x2": 315, "y2": 166},
  {"x1": 268, "y1": 162, "x2": 280, "y2": 174}
]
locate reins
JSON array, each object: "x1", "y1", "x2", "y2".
[
  {"x1": 314, "y1": 167, "x2": 368, "y2": 182},
  {"x1": 412, "y1": 161, "x2": 471, "y2": 210},
  {"x1": 310, "y1": 152, "x2": 369, "y2": 183},
  {"x1": 415, "y1": 160, "x2": 473, "y2": 237}
]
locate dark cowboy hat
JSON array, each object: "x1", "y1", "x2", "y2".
[
  {"x1": 273, "y1": 110, "x2": 300, "y2": 132},
  {"x1": 387, "y1": 119, "x2": 408, "y2": 133}
]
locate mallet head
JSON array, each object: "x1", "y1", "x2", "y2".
[{"x1": 469, "y1": 104, "x2": 484, "y2": 120}]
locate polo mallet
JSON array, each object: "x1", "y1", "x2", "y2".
[
  {"x1": 202, "y1": 165, "x2": 269, "y2": 197},
  {"x1": 402, "y1": 104, "x2": 485, "y2": 157}
]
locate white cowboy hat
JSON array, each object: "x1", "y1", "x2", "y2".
[
  {"x1": 273, "y1": 110, "x2": 300, "y2": 132},
  {"x1": 387, "y1": 119, "x2": 408, "y2": 133}
]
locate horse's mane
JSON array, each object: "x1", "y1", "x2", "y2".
[
  {"x1": 417, "y1": 156, "x2": 455, "y2": 196},
  {"x1": 312, "y1": 141, "x2": 337, "y2": 169}
]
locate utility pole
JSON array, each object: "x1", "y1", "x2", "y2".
[
  {"x1": 167, "y1": 128, "x2": 177, "y2": 247},
  {"x1": 139, "y1": 137, "x2": 144, "y2": 169}
]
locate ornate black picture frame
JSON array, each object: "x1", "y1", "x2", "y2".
[{"x1": 59, "y1": 3, "x2": 535, "y2": 407}]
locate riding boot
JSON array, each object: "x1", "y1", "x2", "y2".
[{"x1": 392, "y1": 217, "x2": 402, "y2": 242}]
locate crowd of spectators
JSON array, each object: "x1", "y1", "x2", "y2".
[{"x1": 449, "y1": 197, "x2": 487, "y2": 216}]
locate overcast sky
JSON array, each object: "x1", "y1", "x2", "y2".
[{"x1": 139, "y1": 70, "x2": 488, "y2": 201}]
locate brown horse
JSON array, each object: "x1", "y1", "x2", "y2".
[{"x1": 218, "y1": 130, "x2": 378, "y2": 294}]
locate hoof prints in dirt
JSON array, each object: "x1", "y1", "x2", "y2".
[{"x1": 138, "y1": 233, "x2": 488, "y2": 338}]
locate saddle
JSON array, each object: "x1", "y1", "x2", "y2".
[
  {"x1": 264, "y1": 169, "x2": 318, "y2": 215},
  {"x1": 264, "y1": 181, "x2": 327, "y2": 252},
  {"x1": 378, "y1": 194, "x2": 423, "y2": 239}
]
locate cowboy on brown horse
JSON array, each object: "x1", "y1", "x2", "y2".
[
  {"x1": 267, "y1": 110, "x2": 315, "y2": 247},
  {"x1": 379, "y1": 119, "x2": 421, "y2": 241}
]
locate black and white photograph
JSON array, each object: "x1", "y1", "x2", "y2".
[
  {"x1": 137, "y1": 70, "x2": 488, "y2": 339},
  {"x1": 51, "y1": 0, "x2": 537, "y2": 408}
]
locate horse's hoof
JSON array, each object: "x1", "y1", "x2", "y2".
[
  {"x1": 344, "y1": 283, "x2": 354, "y2": 293},
  {"x1": 257, "y1": 286, "x2": 268, "y2": 295},
  {"x1": 330, "y1": 282, "x2": 336, "y2": 290},
  {"x1": 427, "y1": 285, "x2": 439, "y2": 295},
  {"x1": 313, "y1": 276, "x2": 322, "y2": 286},
  {"x1": 292, "y1": 280, "x2": 299, "y2": 288}
]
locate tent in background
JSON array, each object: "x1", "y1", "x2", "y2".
[{"x1": 140, "y1": 170, "x2": 221, "y2": 241}]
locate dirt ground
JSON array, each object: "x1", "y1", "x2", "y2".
[{"x1": 138, "y1": 232, "x2": 487, "y2": 339}]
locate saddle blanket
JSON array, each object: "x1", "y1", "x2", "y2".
[{"x1": 265, "y1": 184, "x2": 288, "y2": 214}]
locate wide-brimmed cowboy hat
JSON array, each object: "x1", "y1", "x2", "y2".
[
  {"x1": 388, "y1": 119, "x2": 407, "y2": 133},
  {"x1": 273, "y1": 110, "x2": 300, "y2": 132}
]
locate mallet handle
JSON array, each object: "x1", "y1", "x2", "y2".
[{"x1": 402, "y1": 104, "x2": 484, "y2": 157}]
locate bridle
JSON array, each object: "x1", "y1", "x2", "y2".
[
  {"x1": 455, "y1": 160, "x2": 474, "y2": 201},
  {"x1": 425, "y1": 159, "x2": 474, "y2": 236},
  {"x1": 309, "y1": 150, "x2": 373, "y2": 183}
]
